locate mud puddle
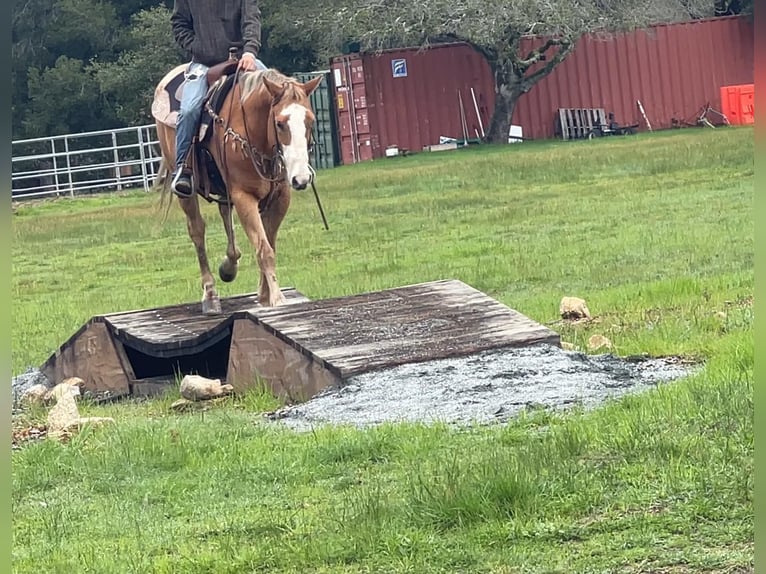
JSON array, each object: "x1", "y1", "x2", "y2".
[{"x1": 266, "y1": 344, "x2": 699, "y2": 431}]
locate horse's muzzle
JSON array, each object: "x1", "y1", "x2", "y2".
[{"x1": 291, "y1": 177, "x2": 308, "y2": 191}]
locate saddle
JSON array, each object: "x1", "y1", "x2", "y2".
[{"x1": 151, "y1": 58, "x2": 244, "y2": 202}]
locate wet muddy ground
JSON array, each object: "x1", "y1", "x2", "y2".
[{"x1": 266, "y1": 344, "x2": 699, "y2": 431}]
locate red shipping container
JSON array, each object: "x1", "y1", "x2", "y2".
[
  {"x1": 720, "y1": 84, "x2": 754, "y2": 125},
  {"x1": 330, "y1": 43, "x2": 495, "y2": 164},
  {"x1": 329, "y1": 15, "x2": 753, "y2": 164}
]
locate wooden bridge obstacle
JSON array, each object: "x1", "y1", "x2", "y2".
[{"x1": 40, "y1": 280, "x2": 561, "y2": 403}]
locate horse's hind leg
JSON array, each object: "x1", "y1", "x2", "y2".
[
  {"x1": 217, "y1": 200, "x2": 241, "y2": 283},
  {"x1": 178, "y1": 195, "x2": 221, "y2": 314}
]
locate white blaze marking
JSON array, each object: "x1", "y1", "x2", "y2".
[{"x1": 282, "y1": 103, "x2": 312, "y2": 187}]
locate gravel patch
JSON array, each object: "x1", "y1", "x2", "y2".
[
  {"x1": 11, "y1": 345, "x2": 699, "y2": 432},
  {"x1": 266, "y1": 344, "x2": 699, "y2": 431},
  {"x1": 11, "y1": 367, "x2": 53, "y2": 411}
]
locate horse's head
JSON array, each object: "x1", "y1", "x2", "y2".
[{"x1": 262, "y1": 75, "x2": 324, "y2": 191}]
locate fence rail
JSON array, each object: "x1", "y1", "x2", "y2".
[{"x1": 12, "y1": 125, "x2": 163, "y2": 200}]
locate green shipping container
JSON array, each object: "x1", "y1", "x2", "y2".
[{"x1": 295, "y1": 71, "x2": 340, "y2": 171}]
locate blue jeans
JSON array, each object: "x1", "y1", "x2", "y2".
[
  {"x1": 174, "y1": 62, "x2": 210, "y2": 169},
  {"x1": 174, "y1": 58, "x2": 269, "y2": 170}
]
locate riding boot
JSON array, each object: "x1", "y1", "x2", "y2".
[{"x1": 171, "y1": 167, "x2": 193, "y2": 198}]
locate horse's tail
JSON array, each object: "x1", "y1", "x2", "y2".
[{"x1": 153, "y1": 156, "x2": 174, "y2": 223}]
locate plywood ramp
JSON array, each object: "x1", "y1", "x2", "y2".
[
  {"x1": 39, "y1": 280, "x2": 559, "y2": 403},
  {"x1": 39, "y1": 288, "x2": 309, "y2": 399},
  {"x1": 228, "y1": 279, "x2": 560, "y2": 400}
]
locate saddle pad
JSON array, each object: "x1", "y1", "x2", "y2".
[
  {"x1": 151, "y1": 63, "x2": 187, "y2": 128},
  {"x1": 151, "y1": 64, "x2": 215, "y2": 141}
]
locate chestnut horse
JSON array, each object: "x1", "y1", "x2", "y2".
[{"x1": 153, "y1": 66, "x2": 323, "y2": 314}]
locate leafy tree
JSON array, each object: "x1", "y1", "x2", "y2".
[
  {"x1": 259, "y1": 0, "x2": 346, "y2": 72},
  {"x1": 715, "y1": 0, "x2": 752, "y2": 15},
  {"x1": 23, "y1": 56, "x2": 115, "y2": 137},
  {"x1": 12, "y1": 0, "x2": 121, "y2": 137},
  {"x1": 44, "y1": 0, "x2": 119, "y2": 61},
  {"x1": 319, "y1": 0, "x2": 716, "y2": 143},
  {"x1": 89, "y1": 6, "x2": 185, "y2": 126}
]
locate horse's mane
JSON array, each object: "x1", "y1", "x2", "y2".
[{"x1": 239, "y1": 68, "x2": 301, "y2": 104}]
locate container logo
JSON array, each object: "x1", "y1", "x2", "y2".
[{"x1": 392, "y1": 58, "x2": 407, "y2": 78}]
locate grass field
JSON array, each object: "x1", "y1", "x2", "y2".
[{"x1": 12, "y1": 127, "x2": 753, "y2": 572}]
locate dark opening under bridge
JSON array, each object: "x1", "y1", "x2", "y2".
[{"x1": 40, "y1": 280, "x2": 561, "y2": 403}]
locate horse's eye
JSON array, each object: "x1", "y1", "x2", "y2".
[{"x1": 276, "y1": 121, "x2": 286, "y2": 130}]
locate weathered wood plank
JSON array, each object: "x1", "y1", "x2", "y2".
[
  {"x1": 103, "y1": 288, "x2": 309, "y2": 351},
  {"x1": 227, "y1": 318, "x2": 341, "y2": 402},
  {"x1": 39, "y1": 321, "x2": 132, "y2": 397},
  {"x1": 246, "y1": 280, "x2": 560, "y2": 379}
]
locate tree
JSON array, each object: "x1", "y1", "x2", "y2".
[
  {"x1": 23, "y1": 56, "x2": 114, "y2": 137},
  {"x1": 715, "y1": 0, "x2": 752, "y2": 15},
  {"x1": 319, "y1": 0, "x2": 715, "y2": 143},
  {"x1": 260, "y1": 0, "x2": 352, "y2": 74},
  {"x1": 89, "y1": 6, "x2": 185, "y2": 126}
]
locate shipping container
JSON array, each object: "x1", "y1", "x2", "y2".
[
  {"x1": 329, "y1": 15, "x2": 753, "y2": 163},
  {"x1": 330, "y1": 43, "x2": 495, "y2": 164},
  {"x1": 513, "y1": 15, "x2": 754, "y2": 139},
  {"x1": 295, "y1": 71, "x2": 341, "y2": 170}
]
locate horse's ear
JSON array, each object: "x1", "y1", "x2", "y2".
[
  {"x1": 301, "y1": 75, "x2": 323, "y2": 97},
  {"x1": 262, "y1": 77, "x2": 283, "y2": 99}
]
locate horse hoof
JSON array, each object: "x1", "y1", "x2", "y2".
[
  {"x1": 202, "y1": 295, "x2": 222, "y2": 315},
  {"x1": 263, "y1": 294, "x2": 286, "y2": 307},
  {"x1": 219, "y1": 260, "x2": 238, "y2": 283}
]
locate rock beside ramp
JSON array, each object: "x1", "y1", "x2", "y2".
[{"x1": 12, "y1": 368, "x2": 53, "y2": 411}]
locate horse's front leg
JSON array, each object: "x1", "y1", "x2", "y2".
[
  {"x1": 178, "y1": 195, "x2": 221, "y2": 314},
  {"x1": 217, "y1": 199, "x2": 241, "y2": 283},
  {"x1": 259, "y1": 184, "x2": 291, "y2": 305},
  {"x1": 231, "y1": 189, "x2": 285, "y2": 307}
]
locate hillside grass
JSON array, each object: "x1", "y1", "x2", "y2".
[{"x1": 11, "y1": 126, "x2": 753, "y2": 573}]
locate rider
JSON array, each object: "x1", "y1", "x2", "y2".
[{"x1": 169, "y1": 0, "x2": 266, "y2": 198}]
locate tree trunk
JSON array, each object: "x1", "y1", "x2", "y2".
[{"x1": 486, "y1": 59, "x2": 522, "y2": 144}]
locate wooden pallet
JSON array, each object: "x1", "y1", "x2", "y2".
[{"x1": 558, "y1": 108, "x2": 607, "y2": 140}]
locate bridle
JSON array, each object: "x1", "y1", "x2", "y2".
[
  {"x1": 205, "y1": 68, "x2": 290, "y2": 185},
  {"x1": 204, "y1": 66, "x2": 327, "y2": 229}
]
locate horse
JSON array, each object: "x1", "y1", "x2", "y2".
[{"x1": 152, "y1": 62, "x2": 323, "y2": 314}]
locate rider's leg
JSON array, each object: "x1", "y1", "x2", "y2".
[{"x1": 172, "y1": 62, "x2": 210, "y2": 198}]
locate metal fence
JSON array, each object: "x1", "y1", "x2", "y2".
[
  {"x1": 12, "y1": 70, "x2": 341, "y2": 201},
  {"x1": 12, "y1": 125, "x2": 163, "y2": 200}
]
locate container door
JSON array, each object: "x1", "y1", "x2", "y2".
[
  {"x1": 295, "y1": 71, "x2": 339, "y2": 170},
  {"x1": 331, "y1": 56, "x2": 373, "y2": 164}
]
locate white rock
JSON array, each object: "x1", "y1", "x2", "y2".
[
  {"x1": 179, "y1": 375, "x2": 234, "y2": 401},
  {"x1": 560, "y1": 296, "x2": 592, "y2": 320}
]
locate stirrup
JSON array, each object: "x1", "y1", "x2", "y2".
[{"x1": 171, "y1": 168, "x2": 193, "y2": 198}]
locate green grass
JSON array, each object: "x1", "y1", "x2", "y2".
[{"x1": 12, "y1": 127, "x2": 753, "y2": 572}]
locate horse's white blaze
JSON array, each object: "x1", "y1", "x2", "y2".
[{"x1": 282, "y1": 103, "x2": 312, "y2": 189}]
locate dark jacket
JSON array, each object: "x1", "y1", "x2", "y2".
[{"x1": 171, "y1": 0, "x2": 261, "y2": 67}]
